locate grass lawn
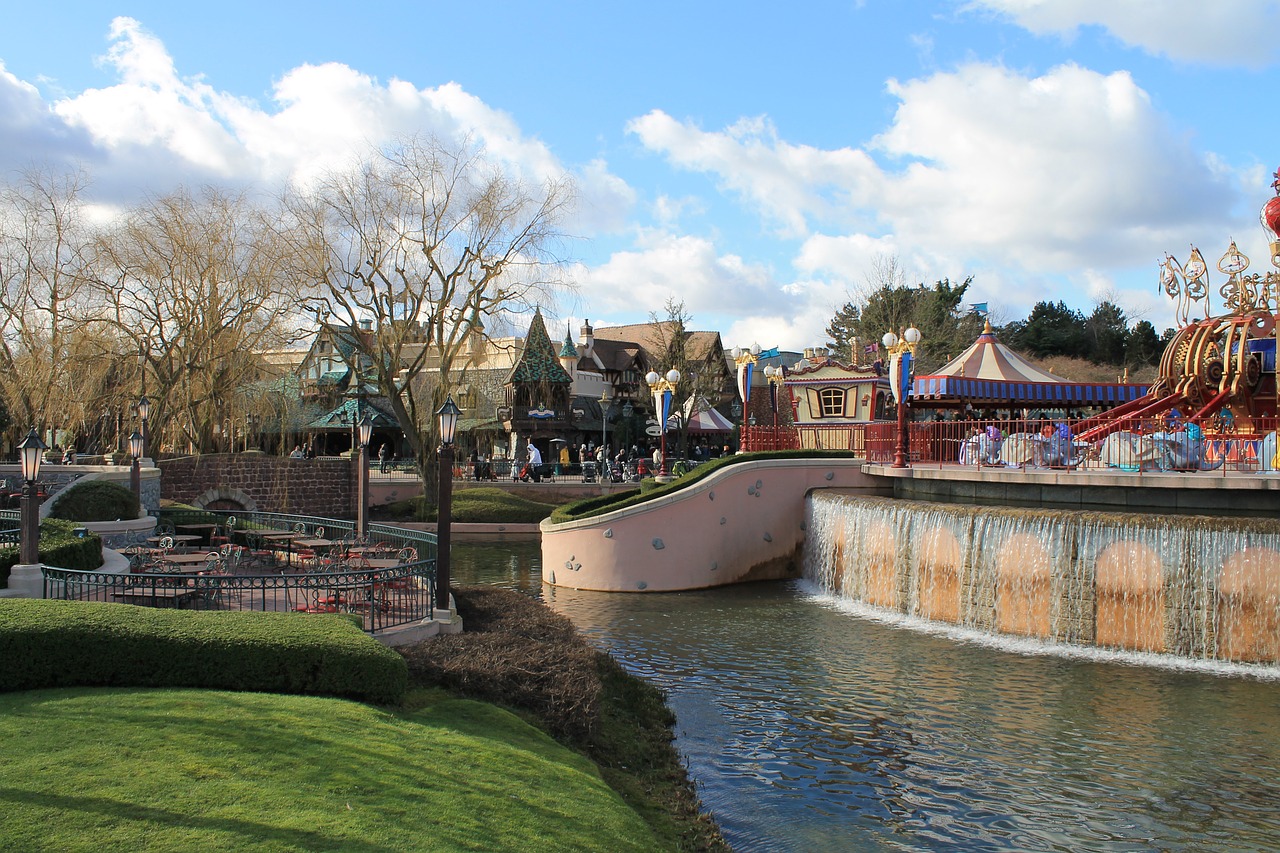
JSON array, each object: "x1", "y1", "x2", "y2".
[
  {"x1": 0, "y1": 686, "x2": 658, "y2": 852},
  {"x1": 374, "y1": 487, "x2": 558, "y2": 524}
]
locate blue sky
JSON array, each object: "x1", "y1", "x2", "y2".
[{"x1": 3, "y1": 1, "x2": 1279, "y2": 352}]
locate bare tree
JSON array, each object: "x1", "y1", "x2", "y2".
[
  {"x1": 87, "y1": 186, "x2": 303, "y2": 453},
  {"x1": 0, "y1": 166, "x2": 100, "y2": 445},
  {"x1": 277, "y1": 134, "x2": 575, "y2": 489},
  {"x1": 646, "y1": 298, "x2": 726, "y2": 459}
]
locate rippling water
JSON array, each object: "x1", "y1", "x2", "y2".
[{"x1": 450, "y1": 541, "x2": 1280, "y2": 852}]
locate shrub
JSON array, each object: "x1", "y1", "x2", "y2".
[
  {"x1": 0, "y1": 600, "x2": 408, "y2": 705},
  {"x1": 0, "y1": 518, "x2": 102, "y2": 587},
  {"x1": 400, "y1": 586, "x2": 601, "y2": 741},
  {"x1": 48, "y1": 480, "x2": 140, "y2": 523}
]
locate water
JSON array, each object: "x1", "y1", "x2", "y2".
[{"x1": 450, "y1": 541, "x2": 1280, "y2": 852}]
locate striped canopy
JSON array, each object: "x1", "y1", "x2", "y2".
[{"x1": 911, "y1": 322, "x2": 1148, "y2": 405}]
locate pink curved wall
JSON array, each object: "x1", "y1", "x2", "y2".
[{"x1": 540, "y1": 459, "x2": 883, "y2": 591}]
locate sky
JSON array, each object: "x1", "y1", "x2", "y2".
[{"x1": 2, "y1": 0, "x2": 1279, "y2": 353}]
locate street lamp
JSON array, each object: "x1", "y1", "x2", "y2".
[
  {"x1": 129, "y1": 430, "x2": 144, "y2": 498},
  {"x1": 764, "y1": 364, "x2": 786, "y2": 449},
  {"x1": 882, "y1": 326, "x2": 922, "y2": 468},
  {"x1": 645, "y1": 368, "x2": 680, "y2": 482},
  {"x1": 356, "y1": 414, "x2": 373, "y2": 540},
  {"x1": 136, "y1": 396, "x2": 150, "y2": 458},
  {"x1": 599, "y1": 388, "x2": 612, "y2": 454},
  {"x1": 18, "y1": 428, "x2": 46, "y2": 566},
  {"x1": 732, "y1": 343, "x2": 760, "y2": 451},
  {"x1": 435, "y1": 396, "x2": 461, "y2": 614}
]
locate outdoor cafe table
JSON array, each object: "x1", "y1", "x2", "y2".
[
  {"x1": 161, "y1": 552, "x2": 216, "y2": 567},
  {"x1": 145, "y1": 534, "x2": 201, "y2": 546},
  {"x1": 259, "y1": 531, "x2": 304, "y2": 567},
  {"x1": 174, "y1": 522, "x2": 219, "y2": 545}
]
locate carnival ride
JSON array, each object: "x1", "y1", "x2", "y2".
[{"x1": 1073, "y1": 169, "x2": 1280, "y2": 447}]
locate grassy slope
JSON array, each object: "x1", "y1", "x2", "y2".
[
  {"x1": 0, "y1": 687, "x2": 657, "y2": 853},
  {"x1": 375, "y1": 488, "x2": 558, "y2": 524}
]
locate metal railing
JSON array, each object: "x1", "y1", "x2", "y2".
[
  {"x1": 42, "y1": 508, "x2": 439, "y2": 633},
  {"x1": 794, "y1": 416, "x2": 1280, "y2": 474}
]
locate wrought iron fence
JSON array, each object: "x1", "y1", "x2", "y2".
[{"x1": 40, "y1": 508, "x2": 440, "y2": 633}]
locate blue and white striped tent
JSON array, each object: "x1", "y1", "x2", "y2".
[{"x1": 911, "y1": 323, "x2": 1148, "y2": 406}]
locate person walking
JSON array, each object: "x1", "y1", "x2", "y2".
[{"x1": 378, "y1": 443, "x2": 391, "y2": 473}]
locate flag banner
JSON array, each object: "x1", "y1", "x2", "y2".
[
  {"x1": 864, "y1": 343, "x2": 879, "y2": 354},
  {"x1": 970, "y1": 302, "x2": 989, "y2": 313}
]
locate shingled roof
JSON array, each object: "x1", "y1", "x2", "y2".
[{"x1": 505, "y1": 309, "x2": 572, "y2": 385}]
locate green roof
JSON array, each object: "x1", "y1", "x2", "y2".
[{"x1": 507, "y1": 309, "x2": 572, "y2": 385}]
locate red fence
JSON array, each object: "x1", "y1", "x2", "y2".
[{"x1": 748, "y1": 416, "x2": 1280, "y2": 474}]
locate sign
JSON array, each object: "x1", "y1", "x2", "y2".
[{"x1": 645, "y1": 424, "x2": 663, "y2": 437}]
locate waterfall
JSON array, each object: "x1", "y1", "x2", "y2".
[{"x1": 805, "y1": 493, "x2": 1280, "y2": 665}]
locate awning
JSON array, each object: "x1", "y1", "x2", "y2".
[
  {"x1": 911, "y1": 376, "x2": 1149, "y2": 405},
  {"x1": 668, "y1": 396, "x2": 736, "y2": 433}
]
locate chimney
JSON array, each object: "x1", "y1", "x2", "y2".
[{"x1": 580, "y1": 318, "x2": 594, "y2": 354}]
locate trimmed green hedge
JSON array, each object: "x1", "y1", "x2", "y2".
[
  {"x1": 0, "y1": 600, "x2": 407, "y2": 704},
  {"x1": 548, "y1": 449, "x2": 857, "y2": 524},
  {"x1": 48, "y1": 480, "x2": 140, "y2": 523},
  {"x1": 0, "y1": 519, "x2": 103, "y2": 588}
]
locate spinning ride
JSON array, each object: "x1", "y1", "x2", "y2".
[{"x1": 1076, "y1": 170, "x2": 1280, "y2": 442}]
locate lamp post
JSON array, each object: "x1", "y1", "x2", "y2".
[
  {"x1": 882, "y1": 326, "x2": 922, "y2": 468},
  {"x1": 435, "y1": 396, "x2": 461, "y2": 613},
  {"x1": 764, "y1": 365, "x2": 785, "y2": 450},
  {"x1": 356, "y1": 414, "x2": 373, "y2": 540},
  {"x1": 645, "y1": 368, "x2": 681, "y2": 482},
  {"x1": 128, "y1": 430, "x2": 144, "y2": 498},
  {"x1": 599, "y1": 388, "x2": 612, "y2": 455},
  {"x1": 732, "y1": 344, "x2": 760, "y2": 451},
  {"x1": 136, "y1": 396, "x2": 150, "y2": 459},
  {"x1": 18, "y1": 428, "x2": 45, "y2": 566}
]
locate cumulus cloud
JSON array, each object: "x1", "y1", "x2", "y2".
[
  {"x1": 968, "y1": 0, "x2": 1280, "y2": 67},
  {"x1": 571, "y1": 232, "x2": 781, "y2": 318},
  {"x1": 7, "y1": 17, "x2": 631, "y2": 229}
]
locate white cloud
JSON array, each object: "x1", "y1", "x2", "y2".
[
  {"x1": 968, "y1": 0, "x2": 1280, "y2": 67},
  {"x1": 571, "y1": 232, "x2": 780, "y2": 318},
  {"x1": 627, "y1": 110, "x2": 882, "y2": 239},
  {"x1": 5, "y1": 18, "x2": 631, "y2": 232}
]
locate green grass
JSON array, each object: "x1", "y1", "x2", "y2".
[
  {"x1": 375, "y1": 487, "x2": 559, "y2": 524},
  {"x1": 0, "y1": 686, "x2": 659, "y2": 852}
]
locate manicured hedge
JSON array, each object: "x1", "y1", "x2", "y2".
[
  {"x1": 0, "y1": 599, "x2": 408, "y2": 705},
  {"x1": 0, "y1": 518, "x2": 103, "y2": 587},
  {"x1": 48, "y1": 480, "x2": 141, "y2": 523},
  {"x1": 548, "y1": 449, "x2": 856, "y2": 524}
]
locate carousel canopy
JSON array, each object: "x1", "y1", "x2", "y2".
[
  {"x1": 667, "y1": 396, "x2": 736, "y2": 433},
  {"x1": 911, "y1": 322, "x2": 1148, "y2": 406}
]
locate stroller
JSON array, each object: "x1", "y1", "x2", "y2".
[
  {"x1": 607, "y1": 460, "x2": 625, "y2": 483},
  {"x1": 581, "y1": 461, "x2": 598, "y2": 483}
]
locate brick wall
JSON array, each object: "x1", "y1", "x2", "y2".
[{"x1": 157, "y1": 453, "x2": 357, "y2": 517}]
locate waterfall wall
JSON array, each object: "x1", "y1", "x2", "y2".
[{"x1": 805, "y1": 492, "x2": 1280, "y2": 663}]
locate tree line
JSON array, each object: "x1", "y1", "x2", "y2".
[{"x1": 825, "y1": 264, "x2": 1169, "y2": 375}]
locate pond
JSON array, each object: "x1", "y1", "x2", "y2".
[{"x1": 450, "y1": 541, "x2": 1280, "y2": 852}]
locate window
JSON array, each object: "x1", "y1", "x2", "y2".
[{"x1": 819, "y1": 388, "x2": 845, "y2": 418}]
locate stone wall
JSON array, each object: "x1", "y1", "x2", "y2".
[{"x1": 157, "y1": 453, "x2": 357, "y2": 517}]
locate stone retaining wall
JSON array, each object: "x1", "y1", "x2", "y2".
[{"x1": 157, "y1": 453, "x2": 357, "y2": 516}]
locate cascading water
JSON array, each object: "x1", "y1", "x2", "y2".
[{"x1": 805, "y1": 492, "x2": 1280, "y2": 666}]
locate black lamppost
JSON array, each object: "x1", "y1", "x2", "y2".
[
  {"x1": 435, "y1": 396, "x2": 461, "y2": 612},
  {"x1": 883, "y1": 327, "x2": 922, "y2": 469},
  {"x1": 129, "y1": 430, "x2": 144, "y2": 498},
  {"x1": 18, "y1": 428, "x2": 46, "y2": 566},
  {"x1": 356, "y1": 414, "x2": 373, "y2": 540},
  {"x1": 136, "y1": 396, "x2": 151, "y2": 458}
]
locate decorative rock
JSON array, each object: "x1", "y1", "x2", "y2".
[
  {"x1": 603, "y1": 528, "x2": 613, "y2": 538},
  {"x1": 763, "y1": 532, "x2": 773, "y2": 542},
  {"x1": 825, "y1": 471, "x2": 835, "y2": 481},
  {"x1": 709, "y1": 491, "x2": 715, "y2": 500},
  {"x1": 636, "y1": 581, "x2": 648, "y2": 590},
  {"x1": 711, "y1": 561, "x2": 718, "y2": 571},
  {"x1": 747, "y1": 486, "x2": 756, "y2": 496},
  {"x1": 720, "y1": 517, "x2": 726, "y2": 525},
  {"x1": 652, "y1": 538, "x2": 665, "y2": 550}
]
